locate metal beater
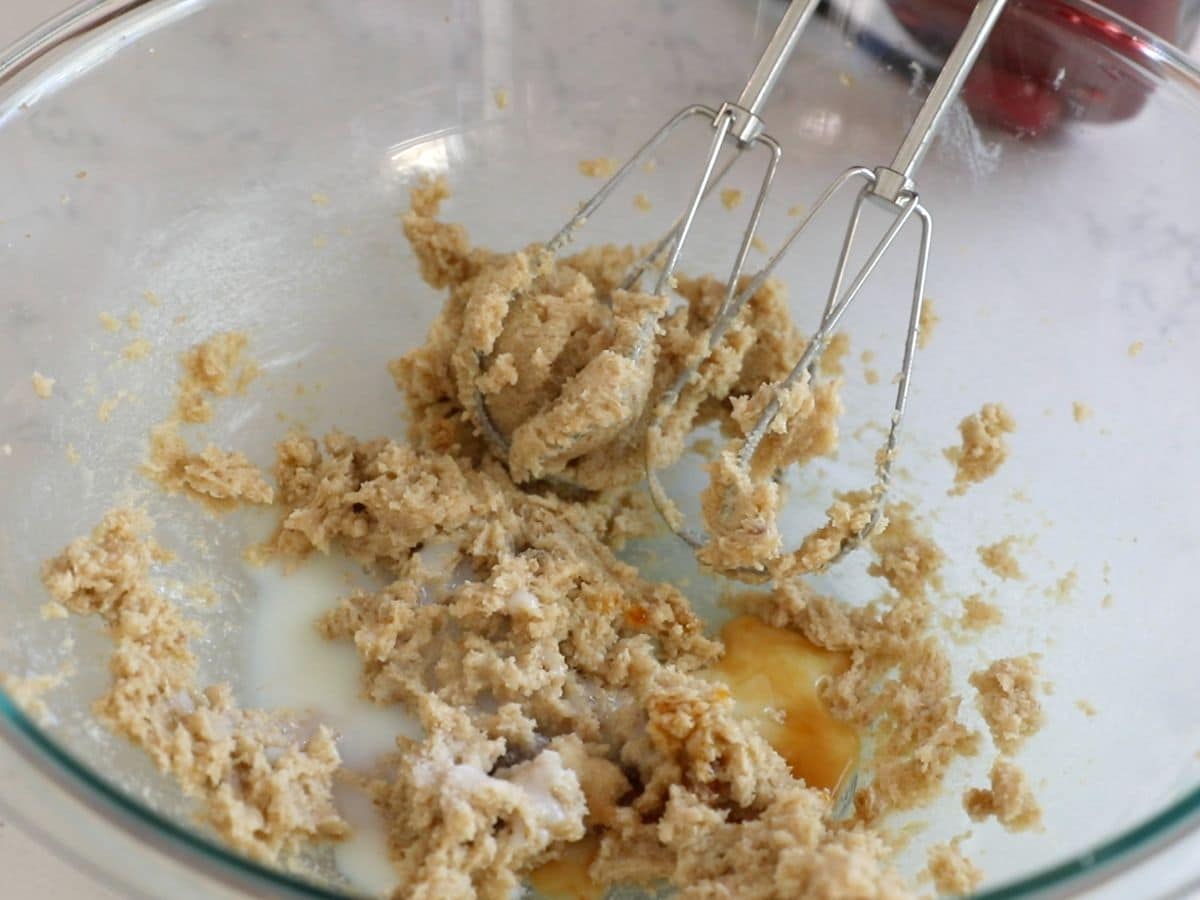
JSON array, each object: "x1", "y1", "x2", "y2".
[
  {"x1": 471, "y1": 0, "x2": 1008, "y2": 575},
  {"x1": 645, "y1": 0, "x2": 1009, "y2": 574},
  {"x1": 472, "y1": 0, "x2": 823, "y2": 465}
]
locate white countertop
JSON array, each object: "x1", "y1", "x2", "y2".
[
  {"x1": 0, "y1": 0, "x2": 122, "y2": 890},
  {"x1": 0, "y1": 15, "x2": 122, "y2": 892},
  {"x1": 0, "y1": 13, "x2": 120, "y2": 900},
  {"x1": 0, "y1": 0, "x2": 119, "y2": 892},
  {"x1": 1, "y1": 1, "x2": 1200, "y2": 898}
]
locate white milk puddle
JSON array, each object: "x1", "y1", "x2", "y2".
[
  {"x1": 331, "y1": 781, "x2": 400, "y2": 897},
  {"x1": 244, "y1": 552, "x2": 413, "y2": 896}
]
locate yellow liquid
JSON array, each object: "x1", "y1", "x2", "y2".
[
  {"x1": 528, "y1": 835, "x2": 603, "y2": 900},
  {"x1": 708, "y1": 615, "x2": 859, "y2": 794},
  {"x1": 529, "y1": 616, "x2": 859, "y2": 899}
]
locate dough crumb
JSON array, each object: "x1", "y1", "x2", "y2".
[
  {"x1": 578, "y1": 156, "x2": 618, "y2": 178},
  {"x1": 175, "y1": 332, "x2": 258, "y2": 424},
  {"x1": 945, "y1": 403, "x2": 1015, "y2": 495},
  {"x1": 0, "y1": 662, "x2": 74, "y2": 724},
  {"x1": 960, "y1": 594, "x2": 1003, "y2": 631},
  {"x1": 964, "y1": 758, "x2": 1042, "y2": 831},
  {"x1": 41, "y1": 600, "x2": 69, "y2": 620},
  {"x1": 970, "y1": 655, "x2": 1044, "y2": 754},
  {"x1": 1071, "y1": 401, "x2": 1092, "y2": 423},
  {"x1": 633, "y1": 192, "x2": 652, "y2": 212},
  {"x1": 750, "y1": 234, "x2": 769, "y2": 253},
  {"x1": 186, "y1": 581, "x2": 220, "y2": 606},
  {"x1": 1046, "y1": 567, "x2": 1077, "y2": 603},
  {"x1": 918, "y1": 298, "x2": 939, "y2": 349},
  {"x1": 1075, "y1": 699, "x2": 1098, "y2": 717},
  {"x1": 865, "y1": 368, "x2": 880, "y2": 384},
  {"x1": 926, "y1": 839, "x2": 983, "y2": 895},
  {"x1": 122, "y1": 337, "x2": 153, "y2": 362},
  {"x1": 142, "y1": 290, "x2": 163, "y2": 306},
  {"x1": 97, "y1": 390, "x2": 132, "y2": 423},
  {"x1": 1128, "y1": 340, "x2": 1144, "y2": 358},
  {"x1": 144, "y1": 424, "x2": 274, "y2": 511},
  {"x1": 819, "y1": 332, "x2": 851, "y2": 376},
  {"x1": 493, "y1": 87, "x2": 510, "y2": 109},
  {"x1": 978, "y1": 537, "x2": 1023, "y2": 580},
  {"x1": 700, "y1": 375, "x2": 844, "y2": 576},
  {"x1": 31, "y1": 371, "x2": 55, "y2": 399},
  {"x1": 868, "y1": 501, "x2": 944, "y2": 599},
  {"x1": 127, "y1": 309, "x2": 143, "y2": 330},
  {"x1": 720, "y1": 187, "x2": 743, "y2": 210},
  {"x1": 310, "y1": 192, "x2": 330, "y2": 206},
  {"x1": 787, "y1": 203, "x2": 805, "y2": 217},
  {"x1": 99, "y1": 311, "x2": 121, "y2": 332}
]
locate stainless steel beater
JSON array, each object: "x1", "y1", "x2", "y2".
[
  {"x1": 472, "y1": 0, "x2": 823, "y2": 464},
  {"x1": 646, "y1": 0, "x2": 1008, "y2": 573}
]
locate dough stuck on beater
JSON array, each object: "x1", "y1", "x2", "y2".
[{"x1": 394, "y1": 176, "x2": 865, "y2": 576}]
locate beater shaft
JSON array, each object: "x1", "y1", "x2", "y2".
[
  {"x1": 648, "y1": 0, "x2": 1009, "y2": 575},
  {"x1": 874, "y1": 0, "x2": 1008, "y2": 202}
]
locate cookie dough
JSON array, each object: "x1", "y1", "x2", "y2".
[
  {"x1": 41, "y1": 509, "x2": 347, "y2": 861},
  {"x1": 577, "y1": 157, "x2": 618, "y2": 178},
  {"x1": 267, "y1": 429, "x2": 928, "y2": 898},
  {"x1": 970, "y1": 655, "x2": 1044, "y2": 754},
  {"x1": 963, "y1": 758, "x2": 1042, "y2": 832},
  {"x1": 959, "y1": 595, "x2": 1003, "y2": 631},
  {"x1": 145, "y1": 423, "x2": 274, "y2": 511},
  {"x1": 867, "y1": 502, "x2": 944, "y2": 600},
  {"x1": 978, "y1": 537, "x2": 1023, "y2": 580},
  {"x1": 945, "y1": 403, "x2": 1015, "y2": 495},
  {"x1": 927, "y1": 839, "x2": 983, "y2": 895},
  {"x1": 393, "y1": 178, "x2": 854, "y2": 577},
  {"x1": 1, "y1": 662, "x2": 73, "y2": 725},
  {"x1": 31, "y1": 371, "x2": 55, "y2": 399},
  {"x1": 27, "y1": 178, "x2": 1046, "y2": 899},
  {"x1": 176, "y1": 331, "x2": 260, "y2": 424}
]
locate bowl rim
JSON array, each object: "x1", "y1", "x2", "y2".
[{"x1": 1, "y1": 0, "x2": 1199, "y2": 896}]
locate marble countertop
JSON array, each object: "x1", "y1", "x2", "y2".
[
  {"x1": 0, "y1": 0, "x2": 107, "y2": 889},
  {"x1": 0, "y1": 6, "x2": 119, "y2": 898}
]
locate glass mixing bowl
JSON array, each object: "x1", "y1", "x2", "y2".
[{"x1": 2, "y1": 0, "x2": 1200, "y2": 897}]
